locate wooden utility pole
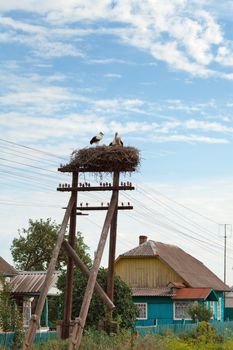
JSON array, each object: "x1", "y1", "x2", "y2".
[
  {"x1": 107, "y1": 172, "x2": 119, "y2": 304},
  {"x1": 21, "y1": 145, "x2": 137, "y2": 350},
  {"x1": 224, "y1": 224, "x2": 227, "y2": 284},
  {"x1": 62, "y1": 172, "x2": 78, "y2": 339},
  {"x1": 69, "y1": 192, "x2": 118, "y2": 350}
]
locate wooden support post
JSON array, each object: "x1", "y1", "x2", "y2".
[
  {"x1": 44, "y1": 297, "x2": 48, "y2": 328},
  {"x1": 62, "y1": 172, "x2": 78, "y2": 339},
  {"x1": 68, "y1": 191, "x2": 118, "y2": 350},
  {"x1": 107, "y1": 172, "x2": 119, "y2": 304},
  {"x1": 63, "y1": 240, "x2": 115, "y2": 311},
  {"x1": 21, "y1": 195, "x2": 75, "y2": 350}
]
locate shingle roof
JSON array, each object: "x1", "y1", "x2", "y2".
[
  {"x1": 121, "y1": 240, "x2": 158, "y2": 256},
  {"x1": 11, "y1": 271, "x2": 60, "y2": 295},
  {"x1": 168, "y1": 281, "x2": 187, "y2": 289},
  {"x1": 119, "y1": 240, "x2": 230, "y2": 292},
  {"x1": 132, "y1": 287, "x2": 174, "y2": 297},
  {"x1": 0, "y1": 257, "x2": 17, "y2": 275}
]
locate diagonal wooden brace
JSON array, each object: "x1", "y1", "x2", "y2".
[
  {"x1": 21, "y1": 195, "x2": 76, "y2": 350},
  {"x1": 62, "y1": 240, "x2": 115, "y2": 311}
]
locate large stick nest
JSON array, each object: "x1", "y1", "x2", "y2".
[{"x1": 58, "y1": 146, "x2": 140, "y2": 173}]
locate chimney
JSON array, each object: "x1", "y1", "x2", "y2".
[{"x1": 139, "y1": 235, "x2": 147, "y2": 245}]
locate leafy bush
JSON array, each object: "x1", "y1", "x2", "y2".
[
  {"x1": 188, "y1": 304, "x2": 213, "y2": 323},
  {"x1": 181, "y1": 321, "x2": 224, "y2": 346}
]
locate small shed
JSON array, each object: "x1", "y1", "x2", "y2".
[{"x1": 11, "y1": 271, "x2": 60, "y2": 329}]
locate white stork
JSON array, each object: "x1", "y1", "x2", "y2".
[
  {"x1": 109, "y1": 132, "x2": 123, "y2": 146},
  {"x1": 90, "y1": 132, "x2": 104, "y2": 145}
]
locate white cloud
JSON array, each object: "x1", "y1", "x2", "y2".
[
  {"x1": 0, "y1": 16, "x2": 84, "y2": 58},
  {"x1": 0, "y1": 1, "x2": 232, "y2": 76},
  {"x1": 216, "y1": 43, "x2": 233, "y2": 66},
  {"x1": 104, "y1": 73, "x2": 122, "y2": 79},
  {"x1": 185, "y1": 119, "x2": 233, "y2": 133},
  {"x1": 153, "y1": 134, "x2": 229, "y2": 144},
  {"x1": 88, "y1": 58, "x2": 130, "y2": 64},
  {"x1": 170, "y1": 10, "x2": 222, "y2": 65},
  {"x1": 0, "y1": 16, "x2": 45, "y2": 34}
]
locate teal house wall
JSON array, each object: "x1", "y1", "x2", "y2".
[
  {"x1": 225, "y1": 308, "x2": 233, "y2": 321},
  {"x1": 133, "y1": 296, "x2": 173, "y2": 326},
  {"x1": 134, "y1": 291, "x2": 225, "y2": 326}
]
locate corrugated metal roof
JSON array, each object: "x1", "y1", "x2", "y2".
[
  {"x1": 118, "y1": 240, "x2": 230, "y2": 292},
  {"x1": 132, "y1": 287, "x2": 174, "y2": 297},
  {"x1": 0, "y1": 257, "x2": 17, "y2": 275},
  {"x1": 11, "y1": 271, "x2": 60, "y2": 295},
  {"x1": 172, "y1": 288, "x2": 214, "y2": 300}
]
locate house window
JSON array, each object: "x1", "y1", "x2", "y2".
[
  {"x1": 135, "y1": 303, "x2": 147, "y2": 320},
  {"x1": 217, "y1": 298, "x2": 222, "y2": 320},
  {"x1": 209, "y1": 301, "x2": 214, "y2": 319},
  {"x1": 173, "y1": 302, "x2": 192, "y2": 320},
  {"x1": 23, "y1": 299, "x2": 32, "y2": 327}
]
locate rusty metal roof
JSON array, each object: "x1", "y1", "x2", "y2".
[
  {"x1": 132, "y1": 287, "x2": 174, "y2": 297},
  {"x1": 11, "y1": 271, "x2": 60, "y2": 295},
  {"x1": 0, "y1": 256, "x2": 17, "y2": 275},
  {"x1": 118, "y1": 240, "x2": 230, "y2": 292},
  {"x1": 172, "y1": 288, "x2": 217, "y2": 300}
]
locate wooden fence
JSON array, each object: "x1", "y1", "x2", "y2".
[{"x1": 0, "y1": 331, "x2": 57, "y2": 349}]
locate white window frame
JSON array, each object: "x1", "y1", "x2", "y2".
[
  {"x1": 217, "y1": 297, "x2": 222, "y2": 321},
  {"x1": 23, "y1": 299, "x2": 32, "y2": 327},
  {"x1": 135, "y1": 302, "x2": 148, "y2": 320},
  {"x1": 173, "y1": 302, "x2": 192, "y2": 320},
  {"x1": 209, "y1": 301, "x2": 214, "y2": 319}
]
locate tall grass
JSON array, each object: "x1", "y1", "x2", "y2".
[{"x1": 30, "y1": 323, "x2": 233, "y2": 350}]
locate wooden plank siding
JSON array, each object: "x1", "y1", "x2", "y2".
[{"x1": 115, "y1": 257, "x2": 185, "y2": 288}]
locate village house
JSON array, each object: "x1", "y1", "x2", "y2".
[
  {"x1": 0, "y1": 256, "x2": 59, "y2": 330},
  {"x1": 0, "y1": 256, "x2": 17, "y2": 279},
  {"x1": 115, "y1": 235, "x2": 230, "y2": 326}
]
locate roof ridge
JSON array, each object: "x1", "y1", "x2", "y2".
[{"x1": 148, "y1": 240, "x2": 158, "y2": 255}]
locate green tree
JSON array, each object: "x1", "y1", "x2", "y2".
[
  {"x1": 0, "y1": 273, "x2": 13, "y2": 331},
  {"x1": 0, "y1": 273, "x2": 23, "y2": 334},
  {"x1": 57, "y1": 267, "x2": 138, "y2": 329},
  {"x1": 11, "y1": 218, "x2": 91, "y2": 271},
  {"x1": 188, "y1": 303, "x2": 213, "y2": 323}
]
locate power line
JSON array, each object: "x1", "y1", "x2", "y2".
[
  {"x1": 0, "y1": 138, "x2": 68, "y2": 160},
  {"x1": 141, "y1": 184, "x2": 219, "y2": 225},
  {"x1": 0, "y1": 156, "x2": 59, "y2": 174},
  {"x1": 0, "y1": 147, "x2": 60, "y2": 167},
  {"x1": 121, "y1": 191, "x2": 233, "y2": 255},
  {"x1": 0, "y1": 169, "x2": 55, "y2": 191},
  {"x1": 137, "y1": 186, "x2": 222, "y2": 242}
]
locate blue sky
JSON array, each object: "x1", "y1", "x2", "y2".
[{"x1": 0, "y1": 1, "x2": 233, "y2": 284}]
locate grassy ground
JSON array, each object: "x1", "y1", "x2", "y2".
[
  {"x1": 30, "y1": 328, "x2": 233, "y2": 350},
  {"x1": 30, "y1": 337, "x2": 233, "y2": 350}
]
